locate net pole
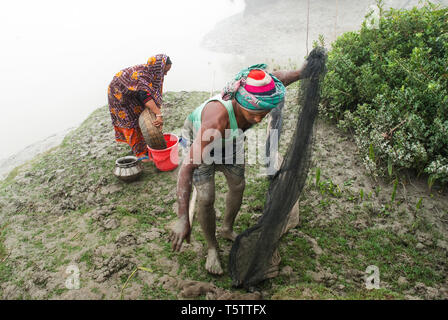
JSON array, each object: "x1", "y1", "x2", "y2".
[
  {"x1": 306, "y1": 0, "x2": 310, "y2": 55},
  {"x1": 334, "y1": 0, "x2": 338, "y2": 42}
]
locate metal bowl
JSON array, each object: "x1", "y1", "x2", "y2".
[{"x1": 113, "y1": 156, "x2": 143, "y2": 182}]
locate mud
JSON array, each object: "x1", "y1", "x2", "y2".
[{"x1": 0, "y1": 89, "x2": 447, "y2": 300}]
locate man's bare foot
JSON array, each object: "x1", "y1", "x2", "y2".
[
  {"x1": 220, "y1": 228, "x2": 238, "y2": 241},
  {"x1": 205, "y1": 249, "x2": 223, "y2": 275}
]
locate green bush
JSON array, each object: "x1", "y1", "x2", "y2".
[{"x1": 321, "y1": 1, "x2": 448, "y2": 185}]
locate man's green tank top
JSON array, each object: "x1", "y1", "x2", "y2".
[{"x1": 187, "y1": 95, "x2": 240, "y2": 141}]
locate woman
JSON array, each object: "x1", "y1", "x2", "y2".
[{"x1": 108, "y1": 54, "x2": 172, "y2": 162}]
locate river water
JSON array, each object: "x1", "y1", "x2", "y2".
[
  {"x1": 0, "y1": 0, "x2": 245, "y2": 162},
  {"x1": 1, "y1": 0, "x2": 445, "y2": 175}
]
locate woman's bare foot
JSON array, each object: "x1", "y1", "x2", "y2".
[{"x1": 205, "y1": 248, "x2": 223, "y2": 275}]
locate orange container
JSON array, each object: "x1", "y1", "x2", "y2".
[{"x1": 147, "y1": 133, "x2": 179, "y2": 171}]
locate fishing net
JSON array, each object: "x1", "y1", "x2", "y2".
[{"x1": 229, "y1": 47, "x2": 327, "y2": 289}]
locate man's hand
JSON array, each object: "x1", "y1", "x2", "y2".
[
  {"x1": 301, "y1": 46, "x2": 327, "y2": 79},
  {"x1": 171, "y1": 215, "x2": 191, "y2": 252}
]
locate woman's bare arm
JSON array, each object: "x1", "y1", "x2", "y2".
[{"x1": 144, "y1": 98, "x2": 162, "y2": 116}]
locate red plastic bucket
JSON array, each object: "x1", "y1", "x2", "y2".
[{"x1": 147, "y1": 133, "x2": 179, "y2": 171}]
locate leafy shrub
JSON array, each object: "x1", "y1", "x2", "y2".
[{"x1": 321, "y1": 1, "x2": 448, "y2": 185}]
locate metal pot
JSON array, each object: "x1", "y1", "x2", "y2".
[{"x1": 113, "y1": 156, "x2": 143, "y2": 182}]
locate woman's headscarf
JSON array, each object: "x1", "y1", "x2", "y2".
[
  {"x1": 221, "y1": 64, "x2": 286, "y2": 111},
  {"x1": 114, "y1": 54, "x2": 169, "y2": 107},
  {"x1": 139, "y1": 54, "x2": 169, "y2": 106}
]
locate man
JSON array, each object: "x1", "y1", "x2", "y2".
[{"x1": 171, "y1": 62, "x2": 308, "y2": 275}]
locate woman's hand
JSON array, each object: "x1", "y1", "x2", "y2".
[
  {"x1": 144, "y1": 99, "x2": 164, "y2": 130},
  {"x1": 153, "y1": 114, "x2": 163, "y2": 130}
]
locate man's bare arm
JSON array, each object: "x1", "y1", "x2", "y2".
[
  {"x1": 176, "y1": 144, "x2": 200, "y2": 221},
  {"x1": 173, "y1": 103, "x2": 228, "y2": 251},
  {"x1": 172, "y1": 154, "x2": 197, "y2": 251},
  {"x1": 272, "y1": 69, "x2": 305, "y2": 87},
  {"x1": 176, "y1": 102, "x2": 228, "y2": 221}
]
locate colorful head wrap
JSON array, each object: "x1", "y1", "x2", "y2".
[
  {"x1": 221, "y1": 64, "x2": 286, "y2": 112},
  {"x1": 142, "y1": 54, "x2": 169, "y2": 106},
  {"x1": 111, "y1": 54, "x2": 169, "y2": 108}
]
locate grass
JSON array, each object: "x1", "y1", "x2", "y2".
[
  {"x1": 91, "y1": 287, "x2": 100, "y2": 295},
  {"x1": 142, "y1": 283, "x2": 176, "y2": 300},
  {"x1": 0, "y1": 258, "x2": 13, "y2": 282},
  {"x1": 48, "y1": 287, "x2": 69, "y2": 299},
  {"x1": 0, "y1": 226, "x2": 8, "y2": 262},
  {"x1": 0, "y1": 89, "x2": 446, "y2": 300},
  {"x1": 261, "y1": 156, "x2": 447, "y2": 299},
  {"x1": 272, "y1": 283, "x2": 404, "y2": 300},
  {"x1": 4, "y1": 166, "x2": 21, "y2": 184},
  {"x1": 278, "y1": 235, "x2": 317, "y2": 280},
  {"x1": 80, "y1": 249, "x2": 94, "y2": 270},
  {"x1": 295, "y1": 180, "x2": 446, "y2": 293}
]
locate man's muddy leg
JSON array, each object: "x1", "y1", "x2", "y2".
[
  {"x1": 220, "y1": 169, "x2": 245, "y2": 241},
  {"x1": 195, "y1": 179, "x2": 223, "y2": 275}
]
